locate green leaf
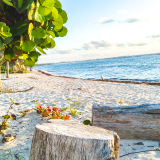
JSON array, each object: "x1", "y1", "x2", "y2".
[
  {"x1": 2, "y1": 36, "x2": 13, "y2": 44},
  {"x1": 38, "y1": 5, "x2": 53, "y2": 16},
  {"x1": 29, "y1": 51, "x2": 41, "y2": 62},
  {"x1": 28, "y1": 23, "x2": 33, "y2": 39},
  {"x1": 54, "y1": 0, "x2": 62, "y2": 9},
  {"x1": 41, "y1": 38, "x2": 48, "y2": 46},
  {"x1": 37, "y1": 46, "x2": 46, "y2": 54},
  {"x1": 10, "y1": 21, "x2": 28, "y2": 36},
  {"x1": 83, "y1": 120, "x2": 91, "y2": 125},
  {"x1": 3, "y1": 0, "x2": 13, "y2": 6},
  {"x1": 51, "y1": 6, "x2": 58, "y2": 20},
  {"x1": 22, "y1": 40, "x2": 35, "y2": 52},
  {"x1": 52, "y1": 15, "x2": 63, "y2": 30},
  {"x1": 19, "y1": 54, "x2": 27, "y2": 60},
  {"x1": 46, "y1": 39, "x2": 55, "y2": 48},
  {"x1": 25, "y1": 58, "x2": 35, "y2": 67},
  {"x1": 47, "y1": 30, "x2": 55, "y2": 38},
  {"x1": 0, "y1": 22, "x2": 6, "y2": 28},
  {"x1": 32, "y1": 28, "x2": 46, "y2": 39},
  {"x1": 4, "y1": 48, "x2": 17, "y2": 62},
  {"x1": 0, "y1": 38, "x2": 3, "y2": 48},
  {"x1": 0, "y1": 32, "x2": 12, "y2": 38},
  {"x1": 16, "y1": 0, "x2": 34, "y2": 14},
  {"x1": 59, "y1": 10, "x2": 68, "y2": 24},
  {"x1": 18, "y1": 0, "x2": 23, "y2": 8},
  {"x1": 57, "y1": 26, "x2": 67, "y2": 37},
  {"x1": 41, "y1": 0, "x2": 56, "y2": 7},
  {"x1": 34, "y1": 7, "x2": 45, "y2": 22}
]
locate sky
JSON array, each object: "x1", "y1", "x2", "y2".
[{"x1": 38, "y1": 0, "x2": 160, "y2": 64}]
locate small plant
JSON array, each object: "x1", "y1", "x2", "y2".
[
  {"x1": 67, "y1": 98, "x2": 72, "y2": 101},
  {"x1": 19, "y1": 109, "x2": 31, "y2": 117},
  {"x1": 73, "y1": 101, "x2": 82, "y2": 106},
  {"x1": 33, "y1": 103, "x2": 70, "y2": 120},
  {"x1": 83, "y1": 120, "x2": 92, "y2": 125},
  {"x1": 30, "y1": 99, "x2": 38, "y2": 103},
  {"x1": 0, "y1": 99, "x2": 19, "y2": 132},
  {"x1": 40, "y1": 100, "x2": 45, "y2": 103},
  {"x1": 70, "y1": 105, "x2": 81, "y2": 117},
  {"x1": 0, "y1": 150, "x2": 25, "y2": 160}
]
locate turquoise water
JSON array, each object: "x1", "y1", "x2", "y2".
[{"x1": 34, "y1": 54, "x2": 160, "y2": 83}]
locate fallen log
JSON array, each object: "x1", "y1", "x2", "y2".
[
  {"x1": 29, "y1": 119, "x2": 119, "y2": 160},
  {"x1": 92, "y1": 104, "x2": 160, "y2": 141}
]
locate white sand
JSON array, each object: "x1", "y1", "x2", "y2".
[{"x1": 0, "y1": 70, "x2": 160, "y2": 160}]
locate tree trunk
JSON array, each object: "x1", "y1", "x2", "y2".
[
  {"x1": 92, "y1": 104, "x2": 160, "y2": 141},
  {"x1": 29, "y1": 119, "x2": 120, "y2": 160},
  {"x1": 6, "y1": 61, "x2": 9, "y2": 78},
  {"x1": 30, "y1": 67, "x2": 32, "y2": 71}
]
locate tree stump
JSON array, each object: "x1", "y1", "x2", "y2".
[
  {"x1": 29, "y1": 119, "x2": 119, "y2": 160},
  {"x1": 92, "y1": 104, "x2": 160, "y2": 141}
]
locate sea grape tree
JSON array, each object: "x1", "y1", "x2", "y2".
[{"x1": 0, "y1": 0, "x2": 68, "y2": 67}]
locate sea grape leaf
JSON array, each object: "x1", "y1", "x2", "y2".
[
  {"x1": 51, "y1": 6, "x2": 58, "y2": 20},
  {"x1": 18, "y1": 54, "x2": 28, "y2": 60},
  {"x1": 54, "y1": 0, "x2": 62, "y2": 9},
  {"x1": 38, "y1": 5, "x2": 53, "y2": 16},
  {"x1": 2, "y1": 115, "x2": 10, "y2": 119},
  {"x1": 0, "y1": 38, "x2": 3, "y2": 48},
  {"x1": 28, "y1": 51, "x2": 41, "y2": 62},
  {"x1": 57, "y1": 26, "x2": 67, "y2": 37},
  {"x1": 41, "y1": 0, "x2": 56, "y2": 6},
  {"x1": 15, "y1": 0, "x2": 34, "y2": 14},
  {"x1": 18, "y1": 0, "x2": 23, "y2": 8},
  {"x1": 31, "y1": 28, "x2": 46, "y2": 39},
  {"x1": 46, "y1": 39, "x2": 55, "y2": 48},
  {"x1": 4, "y1": 48, "x2": 17, "y2": 61},
  {"x1": 52, "y1": 15, "x2": 63, "y2": 30},
  {"x1": 83, "y1": 120, "x2": 91, "y2": 125},
  {"x1": 2, "y1": 36, "x2": 13, "y2": 44},
  {"x1": 10, "y1": 114, "x2": 16, "y2": 120},
  {"x1": 10, "y1": 98, "x2": 14, "y2": 104},
  {"x1": 2, "y1": 0, "x2": 13, "y2": 6},
  {"x1": 37, "y1": 46, "x2": 47, "y2": 54},
  {"x1": 34, "y1": 7, "x2": 45, "y2": 22},
  {"x1": 22, "y1": 40, "x2": 35, "y2": 52},
  {"x1": 47, "y1": 30, "x2": 55, "y2": 38},
  {"x1": 25, "y1": 58, "x2": 35, "y2": 67},
  {"x1": 59, "y1": 10, "x2": 68, "y2": 24},
  {"x1": 10, "y1": 21, "x2": 28, "y2": 36},
  {"x1": 28, "y1": 23, "x2": 33, "y2": 38}
]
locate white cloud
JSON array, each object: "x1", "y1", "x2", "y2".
[
  {"x1": 147, "y1": 34, "x2": 160, "y2": 38},
  {"x1": 117, "y1": 10, "x2": 128, "y2": 14},
  {"x1": 54, "y1": 46, "x2": 75, "y2": 54},
  {"x1": 93, "y1": 18, "x2": 114, "y2": 24},
  {"x1": 123, "y1": 17, "x2": 155, "y2": 23},
  {"x1": 82, "y1": 40, "x2": 114, "y2": 50}
]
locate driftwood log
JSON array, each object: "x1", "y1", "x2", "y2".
[
  {"x1": 92, "y1": 104, "x2": 160, "y2": 141},
  {"x1": 29, "y1": 119, "x2": 119, "y2": 160}
]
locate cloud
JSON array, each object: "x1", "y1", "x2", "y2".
[
  {"x1": 93, "y1": 18, "x2": 114, "y2": 24},
  {"x1": 124, "y1": 18, "x2": 143, "y2": 23},
  {"x1": 123, "y1": 18, "x2": 155, "y2": 23},
  {"x1": 147, "y1": 34, "x2": 160, "y2": 38},
  {"x1": 117, "y1": 10, "x2": 127, "y2": 14},
  {"x1": 82, "y1": 40, "x2": 113, "y2": 50},
  {"x1": 128, "y1": 42, "x2": 148, "y2": 46},
  {"x1": 54, "y1": 47, "x2": 75, "y2": 54}
]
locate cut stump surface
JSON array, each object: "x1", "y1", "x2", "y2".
[{"x1": 29, "y1": 119, "x2": 119, "y2": 160}]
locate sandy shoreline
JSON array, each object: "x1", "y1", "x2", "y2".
[{"x1": 0, "y1": 70, "x2": 160, "y2": 160}]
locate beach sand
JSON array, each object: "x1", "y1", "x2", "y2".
[{"x1": 0, "y1": 70, "x2": 160, "y2": 160}]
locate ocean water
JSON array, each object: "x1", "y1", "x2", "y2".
[{"x1": 34, "y1": 54, "x2": 160, "y2": 83}]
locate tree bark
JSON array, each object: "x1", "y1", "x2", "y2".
[
  {"x1": 29, "y1": 119, "x2": 120, "y2": 160},
  {"x1": 6, "y1": 61, "x2": 9, "y2": 78},
  {"x1": 92, "y1": 104, "x2": 160, "y2": 141}
]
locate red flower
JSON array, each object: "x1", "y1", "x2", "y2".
[
  {"x1": 47, "y1": 106, "x2": 50, "y2": 109},
  {"x1": 48, "y1": 109, "x2": 51, "y2": 112}
]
